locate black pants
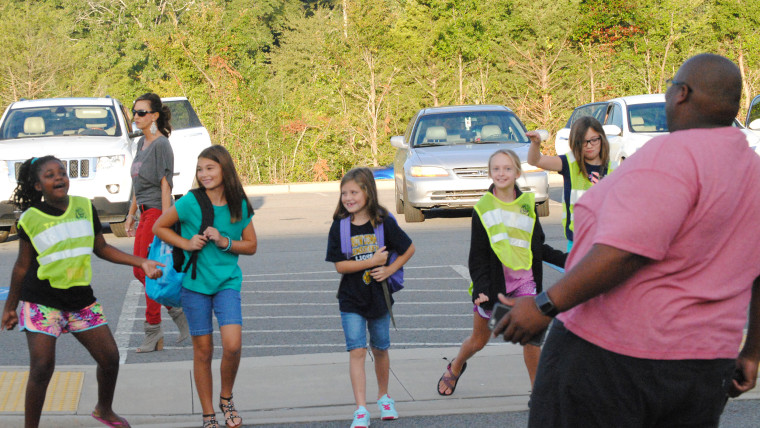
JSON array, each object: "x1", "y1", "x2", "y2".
[{"x1": 529, "y1": 320, "x2": 734, "y2": 428}]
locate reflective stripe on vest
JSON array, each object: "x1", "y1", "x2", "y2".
[
  {"x1": 18, "y1": 196, "x2": 94, "y2": 289},
  {"x1": 562, "y1": 153, "x2": 613, "y2": 238},
  {"x1": 473, "y1": 191, "x2": 535, "y2": 271}
]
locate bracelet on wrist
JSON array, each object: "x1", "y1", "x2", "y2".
[{"x1": 221, "y1": 234, "x2": 233, "y2": 252}]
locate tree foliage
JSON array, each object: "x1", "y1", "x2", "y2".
[{"x1": 0, "y1": 0, "x2": 757, "y2": 182}]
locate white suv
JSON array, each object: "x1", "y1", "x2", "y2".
[
  {"x1": 0, "y1": 97, "x2": 137, "y2": 241},
  {"x1": 601, "y1": 94, "x2": 668, "y2": 165},
  {"x1": 160, "y1": 97, "x2": 212, "y2": 197}
]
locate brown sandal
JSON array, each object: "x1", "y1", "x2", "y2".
[
  {"x1": 219, "y1": 395, "x2": 242, "y2": 428},
  {"x1": 437, "y1": 359, "x2": 468, "y2": 396}
]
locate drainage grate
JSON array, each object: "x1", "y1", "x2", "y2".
[{"x1": 0, "y1": 371, "x2": 83, "y2": 412}]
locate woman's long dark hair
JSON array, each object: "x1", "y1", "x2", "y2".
[
  {"x1": 196, "y1": 145, "x2": 251, "y2": 223},
  {"x1": 569, "y1": 116, "x2": 610, "y2": 180},
  {"x1": 333, "y1": 167, "x2": 387, "y2": 227},
  {"x1": 11, "y1": 155, "x2": 62, "y2": 211},
  {"x1": 134, "y1": 93, "x2": 172, "y2": 137}
]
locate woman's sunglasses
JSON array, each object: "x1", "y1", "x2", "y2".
[{"x1": 132, "y1": 109, "x2": 154, "y2": 117}]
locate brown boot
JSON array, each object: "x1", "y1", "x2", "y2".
[
  {"x1": 136, "y1": 322, "x2": 164, "y2": 353},
  {"x1": 168, "y1": 307, "x2": 190, "y2": 344}
]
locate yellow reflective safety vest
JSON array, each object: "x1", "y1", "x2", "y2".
[
  {"x1": 473, "y1": 191, "x2": 536, "y2": 271},
  {"x1": 18, "y1": 196, "x2": 95, "y2": 289},
  {"x1": 562, "y1": 153, "x2": 614, "y2": 239}
]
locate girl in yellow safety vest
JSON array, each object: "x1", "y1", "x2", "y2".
[
  {"x1": 527, "y1": 116, "x2": 613, "y2": 251},
  {"x1": 1, "y1": 156, "x2": 163, "y2": 428},
  {"x1": 437, "y1": 150, "x2": 566, "y2": 396}
]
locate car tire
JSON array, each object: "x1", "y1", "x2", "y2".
[
  {"x1": 536, "y1": 201, "x2": 549, "y2": 217},
  {"x1": 0, "y1": 226, "x2": 10, "y2": 243},
  {"x1": 395, "y1": 184, "x2": 403, "y2": 214},
  {"x1": 110, "y1": 221, "x2": 128, "y2": 237},
  {"x1": 402, "y1": 183, "x2": 424, "y2": 222}
]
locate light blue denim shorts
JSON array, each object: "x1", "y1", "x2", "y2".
[
  {"x1": 340, "y1": 311, "x2": 391, "y2": 352},
  {"x1": 180, "y1": 287, "x2": 242, "y2": 336}
]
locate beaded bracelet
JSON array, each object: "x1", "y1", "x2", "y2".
[{"x1": 221, "y1": 234, "x2": 233, "y2": 252}]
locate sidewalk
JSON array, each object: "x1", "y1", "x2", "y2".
[
  {"x1": 2, "y1": 344, "x2": 543, "y2": 427},
  {"x1": 5, "y1": 341, "x2": 760, "y2": 427}
]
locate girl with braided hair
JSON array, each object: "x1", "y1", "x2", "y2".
[{"x1": 2, "y1": 156, "x2": 163, "y2": 428}]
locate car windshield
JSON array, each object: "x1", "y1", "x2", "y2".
[
  {"x1": 412, "y1": 111, "x2": 528, "y2": 147},
  {"x1": 163, "y1": 100, "x2": 203, "y2": 130},
  {"x1": 568, "y1": 103, "x2": 606, "y2": 127},
  {"x1": 627, "y1": 102, "x2": 667, "y2": 133},
  {"x1": 0, "y1": 106, "x2": 121, "y2": 140}
]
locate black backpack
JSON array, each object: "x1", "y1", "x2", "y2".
[{"x1": 173, "y1": 188, "x2": 215, "y2": 280}]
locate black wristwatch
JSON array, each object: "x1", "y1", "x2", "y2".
[{"x1": 534, "y1": 291, "x2": 559, "y2": 318}]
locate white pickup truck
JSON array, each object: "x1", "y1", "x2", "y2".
[{"x1": 0, "y1": 96, "x2": 211, "y2": 242}]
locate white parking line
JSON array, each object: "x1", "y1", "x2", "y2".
[
  {"x1": 119, "y1": 327, "x2": 473, "y2": 334},
  {"x1": 115, "y1": 280, "x2": 144, "y2": 364},
  {"x1": 241, "y1": 289, "x2": 467, "y2": 293},
  {"x1": 243, "y1": 277, "x2": 464, "y2": 283},
  {"x1": 241, "y1": 265, "x2": 465, "y2": 278}
]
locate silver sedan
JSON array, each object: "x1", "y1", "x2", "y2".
[{"x1": 391, "y1": 105, "x2": 549, "y2": 222}]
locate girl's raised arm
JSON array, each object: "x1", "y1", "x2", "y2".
[{"x1": 527, "y1": 131, "x2": 562, "y2": 172}]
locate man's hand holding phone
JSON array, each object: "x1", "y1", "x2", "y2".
[{"x1": 489, "y1": 294, "x2": 551, "y2": 346}]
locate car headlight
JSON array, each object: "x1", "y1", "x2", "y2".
[
  {"x1": 521, "y1": 162, "x2": 543, "y2": 173},
  {"x1": 96, "y1": 155, "x2": 125, "y2": 170},
  {"x1": 409, "y1": 166, "x2": 449, "y2": 177}
]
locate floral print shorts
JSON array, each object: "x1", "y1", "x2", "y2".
[{"x1": 19, "y1": 301, "x2": 107, "y2": 337}]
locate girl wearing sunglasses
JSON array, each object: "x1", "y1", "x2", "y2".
[
  {"x1": 125, "y1": 92, "x2": 190, "y2": 353},
  {"x1": 527, "y1": 116, "x2": 613, "y2": 251}
]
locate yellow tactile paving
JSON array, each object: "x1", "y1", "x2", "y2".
[{"x1": 0, "y1": 371, "x2": 83, "y2": 412}]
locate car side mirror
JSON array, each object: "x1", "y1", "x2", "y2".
[
  {"x1": 390, "y1": 135, "x2": 408, "y2": 149},
  {"x1": 749, "y1": 119, "x2": 760, "y2": 131},
  {"x1": 603, "y1": 124, "x2": 622, "y2": 137},
  {"x1": 129, "y1": 130, "x2": 144, "y2": 139}
]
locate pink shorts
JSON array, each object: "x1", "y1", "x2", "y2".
[
  {"x1": 473, "y1": 282, "x2": 537, "y2": 320},
  {"x1": 19, "y1": 301, "x2": 108, "y2": 337}
]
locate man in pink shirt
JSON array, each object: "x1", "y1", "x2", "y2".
[{"x1": 493, "y1": 53, "x2": 760, "y2": 427}]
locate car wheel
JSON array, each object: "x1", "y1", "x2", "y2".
[
  {"x1": 536, "y1": 201, "x2": 550, "y2": 217},
  {"x1": 110, "y1": 221, "x2": 128, "y2": 237},
  {"x1": 402, "y1": 185, "x2": 424, "y2": 223},
  {"x1": 0, "y1": 226, "x2": 10, "y2": 243},
  {"x1": 395, "y1": 184, "x2": 403, "y2": 214}
]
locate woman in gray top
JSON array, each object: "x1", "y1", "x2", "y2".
[{"x1": 125, "y1": 93, "x2": 189, "y2": 352}]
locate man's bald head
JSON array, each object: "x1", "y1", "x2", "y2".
[{"x1": 666, "y1": 54, "x2": 742, "y2": 131}]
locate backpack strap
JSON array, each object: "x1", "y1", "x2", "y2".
[
  {"x1": 183, "y1": 188, "x2": 216, "y2": 279},
  {"x1": 339, "y1": 216, "x2": 352, "y2": 259}
]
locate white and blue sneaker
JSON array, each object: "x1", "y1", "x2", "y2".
[
  {"x1": 377, "y1": 394, "x2": 398, "y2": 420},
  {"x1": 350, "y1": 406, "x2": 370, "y2": 427}
]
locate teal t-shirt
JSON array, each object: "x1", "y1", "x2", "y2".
[{"x1": 175, "y1": 191, "x2": 254, "y2": 295}]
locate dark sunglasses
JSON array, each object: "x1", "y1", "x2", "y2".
[{"x1": 131, "y1": 109, "x2": 154, "y2": 117}]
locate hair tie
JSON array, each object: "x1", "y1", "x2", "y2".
[{"x1": 31, "y1": 157, "x2": 39, "y2": 164}]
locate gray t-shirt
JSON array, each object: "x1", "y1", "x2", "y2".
[{"x1": 130, "y1": 135, "x2": 174, "y2": 209}]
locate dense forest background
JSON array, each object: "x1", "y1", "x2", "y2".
[{"x1": 2, "y1": 0, "x2": 759, "y2": 183}]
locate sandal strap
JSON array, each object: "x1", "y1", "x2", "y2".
[
  {"x1": 202, "y1": 414, "x2": 219, "y2": 428},
  {"x1": 219, "y1": 395, "x2": 242, "y2": 426}
]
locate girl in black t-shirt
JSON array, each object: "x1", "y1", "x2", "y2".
[{"x1": 325, "y1": 167, "x2": 415, "y2": 427}]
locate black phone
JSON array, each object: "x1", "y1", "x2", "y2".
[{"x1": 488, "y1": 302, "x2": 546, "y2": 347}]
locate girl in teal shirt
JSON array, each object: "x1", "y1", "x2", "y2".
[{"x1": 153, "y1": 146, "x2": 256, "y2": 428}]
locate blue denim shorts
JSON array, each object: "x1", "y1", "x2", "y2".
[
  {"x1": 180, "y1": 287, "x2": 242, "y2": 336},
  {"x1": 340, "y1": 311, "x2": 391, "y2": 352}
]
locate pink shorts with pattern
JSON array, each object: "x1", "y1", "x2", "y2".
[
  {"x1": 19, "y1": 301, "x2": 108, "y2": 337},
  {"x1": 473, "y1": 281, "x2": 537, "y2": 319}
]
